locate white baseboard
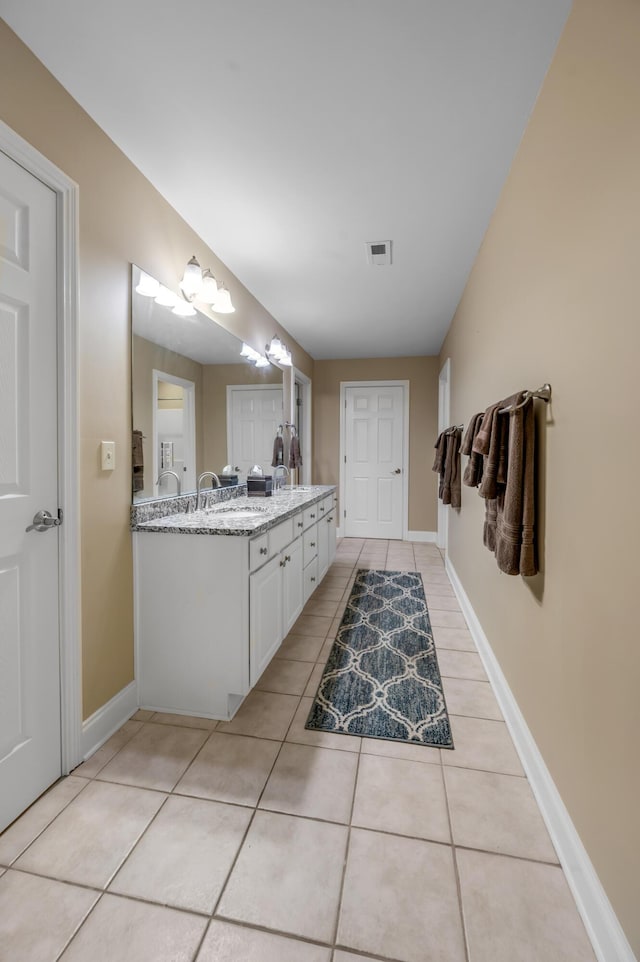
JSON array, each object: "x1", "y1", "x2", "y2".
[
  {"x1": 445, "y1": 558, "x2": 636, "y2": 962},
  {"x1": 406, "y1": 530, "x2": 437, "y2": 543},
  {"x1": 336, "y1": 528, "x2": 437, "y2": 543},
  {"x1": 80, "y1": 681, "x2": 138, "y2": 762}
]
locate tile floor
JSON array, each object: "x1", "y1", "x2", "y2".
[{"x1": 0, "y1": 539, "x2": 597, "y2": 962}]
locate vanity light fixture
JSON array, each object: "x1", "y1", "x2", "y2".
[
  {"x1": 154, "y1": 285, "x2": 178, "y2": 307},
  {"x1": 135, "y1": 271, "x2": 160, "y2": 298},
  {"x1": 171, "y1": 298, "x2": 197, "y2": 317},
  {"x1": 240, "y1": 343, "x2": 271, "y2": 367},
  {"x1": 266, "y1": 335, "x2": 292, "y2": 367},
  {"x1": 179, "y1": 255, "x2": 235, "y2": 313}
]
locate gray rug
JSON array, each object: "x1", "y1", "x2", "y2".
[{"x1": 305, "y1": 569, "x2": 453, "y2": 747}]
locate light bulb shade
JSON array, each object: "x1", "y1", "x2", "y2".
[
  {"x1": 212, "y1": 285, "x2": 235, "y2": 313},
  {"x1": 172, "y1": 298, "x2": 197, "y2": 316},
  {"x1": 267, "y1": 335, "x2": 284, "y2": 358},
  {"x1": 200, "y1": 269, "x2": 218, "y2": 304},
  {"x1": 180, "y1": 255, "x2": 203, "y2": 299},
  {"x1": 135, "y1": 271, "x2": 160, "y2": 297},
  {"x1": 280, "y1": 349, "x2": 292, "y2": 366},
  {"x1": 155, "y1": 285, "x2": 177, "y2": 307},
  {"x1": 255, "y1": 355, "x2": 271, "y2": 367},
  {"x1": 240, "y1": 343, "x2": 253, "y2": 357}
]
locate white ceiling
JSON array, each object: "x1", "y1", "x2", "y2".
[{"x1": 0, "y1": 0, "x2": 571, "y2": 359}]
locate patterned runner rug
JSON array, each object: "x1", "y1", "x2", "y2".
[{"x1": 305, "y1": 569, "x2": 453, "y2": 747}]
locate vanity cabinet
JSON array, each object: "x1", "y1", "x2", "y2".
[
  {"x1": 134, "y1": 490, "x2": 332, "y2": 720},
  {"x1": 249, "y1": 533, "x2": 303, "y2": 686}
]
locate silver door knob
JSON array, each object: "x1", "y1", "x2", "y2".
[
  {"x1": 26, "y1": 509, "x2": 61, "y2": 533},
  {"x1": 392, "y1": 468, "x2": 401, "y2": 474}
]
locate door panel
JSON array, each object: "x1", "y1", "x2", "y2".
[
  {"x1": 344, "y1": 384, "x2": 404, "y2": 539},
  {"x1": 0, "y1": 150, "x2": 61, "y2": 831},
  {"x1": 228, "y1": 387, "x2": 283, "y2": 476}
]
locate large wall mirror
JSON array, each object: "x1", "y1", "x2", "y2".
[{"x1": 131, "y1": 265, "x2": 288, "y2": 502}]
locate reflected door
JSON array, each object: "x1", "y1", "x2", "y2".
[
  {"x1": 344, "y1": 385, "x2": 404, "y2": 539},
  {"x1": 227, "y1": 386, "x2": 283, "y2": 476},
  {"x1": 0, "y1": 149, "x2": 61, "y2": 830}
]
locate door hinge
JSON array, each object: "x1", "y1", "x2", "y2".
[{"x1": 57, "y1": 508, "x2": 64, "y2": 523}]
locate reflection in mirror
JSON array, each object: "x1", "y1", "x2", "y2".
[{"x1": 131, "y1": 265, "x2": 284, "y2": 502}]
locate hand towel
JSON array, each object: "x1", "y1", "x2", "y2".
[
  {"x1": 495, "y1": 396, "x2": 537, "y2": 576},
  {"x1": 271, "y1": 434, "x2": 284, "y2": 468},
  {"x1": 132, "y1": 429, "x2": 144, "y2": 493},
  {"x1": 461, "y1": 413, "x2": 484, "y2": 488},
  {"x1": 432, "y1": 432, "x2": 447, "y2": 477},
  {"x1": 288, "y1": 433, "x2": 302, "y2": 469}
]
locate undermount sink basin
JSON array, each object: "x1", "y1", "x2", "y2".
[{"x1": 206, "y1": 503, "x2": 270, "y2": 519}]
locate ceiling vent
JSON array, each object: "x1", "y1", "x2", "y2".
[{"x1": 366, "y1": 240, "x2": 392, "y2": 267}]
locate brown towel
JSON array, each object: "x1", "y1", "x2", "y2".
[
  {"x1": 271, "y1": 434, "x2": 284, "y2": 467},
  {"x1": 477, "y1": 393, "x2": 522, "y2": 500},
  {"x1": 461, "y1": 413, "x2": 484, "y2": 488},
  {"x1": 288, "y1": 433, "x2": 302, "y2": 469},
  {"x1": 432, "y1": 431, "x2": 447, "y2": 476},
  {"x1": 132, "y1": 429, "x2": 144, "y2": 493},
  {"x1": 440, "y1": 428, "x2": 462, "y2": 508},
  {"x1": 495, "y1": 397, "x2": 537, "y2": 576}
]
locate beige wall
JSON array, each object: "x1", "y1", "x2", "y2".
[
  {"x1": 0, "y1": 21, "x2": 313, "y2": 718},
  {"x1": 439, "y1": 0, "x2": 640, "y2": 951},
  {"x1": 202, "y1": 363, "x2": 282, "y2": 472},
  {"x1": 312, "y1": 358, "x2": 439, "y2": 533},
  {"x1": 132, "y1": 336, "x2": 205, "y2": 499}
]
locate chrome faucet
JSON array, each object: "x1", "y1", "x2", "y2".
[
  {"x1": 196, "y1": 471, "x2": 221, "y2": 510},
  {"x1": 272, "y1": 465, "x2": 290, "y2": 490},
  {"x1": 156, "y1": 470, "x2": 181, "y2": 496}
]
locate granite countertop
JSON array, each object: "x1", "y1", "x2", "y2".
[{"x1": 132, "y1": 485, "x2": 336, "y2": 536}]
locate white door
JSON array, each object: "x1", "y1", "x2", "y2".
[
  {"x1": 228, "y1": 386, "x2": 283, "y2": 477},
  {"x1": 437, "y1": 360, "x2": 451, "y2": 552},
  {"x1": 344, "y1": 384, "x2": 405, "y2": 539},
  {"x1": 0, "y1": 149, "x2": 61, "y2": 831}
]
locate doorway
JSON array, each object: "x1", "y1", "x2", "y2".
[
  {"x1": 152, "y1": 370, "x2": 196, "y2": 496},
  {"x1": 226, "y1": 384, "x2": 284, "y2": 477},
  {"x1": 340, "y1": 381, "x2": 408, "y2": 540},
  {"x1": 0, "y1": 124, "x2": 80, "y2": 831}
]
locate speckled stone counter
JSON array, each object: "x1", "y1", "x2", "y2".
[{"x1": 131, "y1": 485, "x2": 336, "y2": 536}]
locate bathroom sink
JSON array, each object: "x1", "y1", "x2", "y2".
[{"x1": 206, "y1": 503, "x2": 271, "y2": 519}]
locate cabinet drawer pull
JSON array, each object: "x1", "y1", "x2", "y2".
[
  {"x1": 310, "y1": 513, "x2": 315, "y2": 519},
  {"x1": 310, "y1": 541, "x2": 316, "y2": 547},
  {"x1": 310, "y1": 576, "x2": 316, "y2": 583},
  {"x1": 285, "y1": 554, "x2": 291, "y2": 562},
  {"x1": 297, "y1": 521, "x2": 303, "y2": 528},
  {"x1": 259, "y1": 547, "x2": 268, "y2": 555},
  {"x1": 280, "y1": 559, "x2": 287, "y2": 567},
  {"x1": 327, "y1": 518, "x2": 332, "y2": 523},
  {"x1": 320, "y1": 506, "x2": 325, "y2": 512}
]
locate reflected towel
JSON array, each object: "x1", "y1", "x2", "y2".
[
  {"x1": 288, "y1": 433, "x2": 302, "y2": 469},
  {"x1": 271, "y1": 434, "x2": 284, "y2": 467}
]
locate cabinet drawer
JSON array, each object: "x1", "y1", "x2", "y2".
[
  {"x1": 249, "y1": 533, "x2": 270, "y2": 571},
  {"x1": 303, "y1": 504, "x2": 319, "y2": 530},
  {"x1": 303, "y1": 525, "x2": 318, "y2": 567},
  {"x1": 303, "y1": 557, "x2": 318, "y2": 603},
  {"x1": 269, "y1": 517, "x2": 294, "y2": 556}
]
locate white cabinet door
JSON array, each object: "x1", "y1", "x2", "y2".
[
  {"x1": 281, "y1": 536, "x2": 303, "y2": 636},
  {"x1": 250, "y1": 555, "x2": 282, "y2": 685},
  {"x1": 318, "y1": 514, "x2": 330, "y2": 580},
  {"x1": 327, "y1": 512, "x2": 337, "y2": 566}
]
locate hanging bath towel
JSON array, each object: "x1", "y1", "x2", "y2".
[
  {"x1": 271, "y1": 433, "x2": 284, "y2": 467},
  {"x1": 288, "y1": 433, "x2": 302, "y2": 469}
]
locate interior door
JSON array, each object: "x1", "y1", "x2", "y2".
[
  {"x1": 228, "y1": 386, "x2": 283, "y2": 477},
  {"x1": 0, "y1": 149, "x2": 61, "y2": 831},
  {"x1": 344, "y1": 384, "x2": 405, "y2": 539}
]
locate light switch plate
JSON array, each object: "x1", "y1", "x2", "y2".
[{"x1": 101, "y1": 440, "x2": 116, "y2": 471}]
